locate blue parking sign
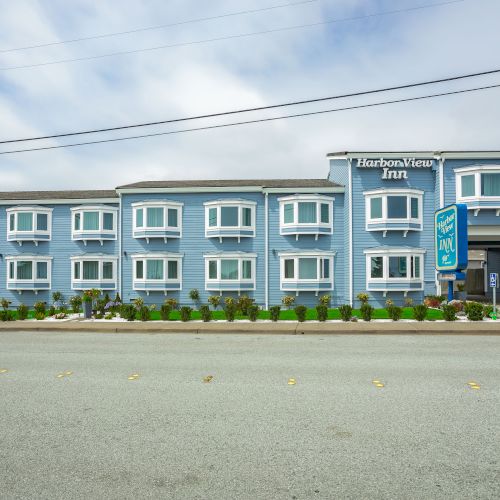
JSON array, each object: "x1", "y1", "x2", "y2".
[{"x1": 490, "y1": 273, "x2": 498, "y2": 288}]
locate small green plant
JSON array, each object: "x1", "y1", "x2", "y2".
[
  {"x1": 17, "y1": 303, "x2": 29, "y2": 320},
  {"x1": 132, "y1": 297, "x2": 144, "y2": 309},
  {"x1": 413, "y1": 304, "x2": 428, "y2": 321},
  {"x1": 456, "y1": 282, "x2": 466, "y2": 292},
  {"x1": 200, "y1": 304, "x2": 212, "y2": 322},
  {"x1": 281, "y1": 295, "x2": 296, "y2": 309},
  {"x1": 114, "y1": 293, "x2": 122, "y2": 304},
  {"x1": 69, "y1": 295, "x2": 82, "y2": 314},
  {"x1": 237, "y1": 295, "x2": 255, "y2": 315},
  {"x1": 104, "y1": 312, "x2": 115, "y2": 320},
  {"x1": 319, "y1": 294, "x2": 331, "y2": 306},
  {"x1": 385, "y1": 297, "x2": 394, "y2": 307},
  {"x1": 0, "y1": 298, "x2": 11, "y2": 310},
  {"x1": 247, "y1": 304, "x2": 260, "y2": 322},
  {"x1": 483, "y1": 305, "x2": 493, "y2": 318},
  {"x1": 387, "y1": 305, "x2": 402, "y2": 321},
  {"x1": 160, "y1": 303, "x2": 172, "y2": 321},
  {"x1": 356, "y1": 292, "x2": 369, "y2": 304},
  {"x1": 180, "y1": 306, "x2": 192, "y2": 322},
  {"x1": 47, "y1": 306, "x2": 56, "y2": 317},
  {"x1": 269, "y1": 305, "x2": 281, "y2": 322},
  {"x1": 52, "y1": 291, "x2": 62, "y2": 307},
  {"x1": 208, "y1": 295, "x2": 221, "y2": 310},
  {"x1": 339, "y1": 304, "x2": 353, "y2": 322},
  {"x1": 224, "y1": 303, "x2": 237, "y2": 322},
  {"x1": 316, "y1": 304, "x2": 328, "y2": 322},
  {"x1": 120, "y1": 304, "x2": 137, "y2": 321},
  {"x1": 165, "y1": 298, "x2": 178, "y2": 310},
  {"x1": 34, "y1": 311, "x2": 46, "y2": 321},
  {"x1": 136, "y1": 305, "x2": 150, "y2": 321},
  {"x1": 224, "y1": 296, "x2": 235, "y2": 307},
  {"x1": 294, "y1": 305, "x2": 307, "y2": 322},
  {"x1": 34, "y1": 301, "x2": 46, "y2": 316},
  {"x1": 466, "y1": 302, "x2": 484, "y2": 321},
  {"x1": 404, "y1": 297, "x2": 414, "y2": 307},
  {"x1": 360, "y1": 303, "x2": 374, "y2": 321},
  {"x1": 442, "y1": 304, "x2": 457, "y2": 321},
  {"x1": 0, "y1": 310, "x2": 14, "y2": 321},
  {"x1": 189, "y1": 289, "x2": 200, "y2": 307}
]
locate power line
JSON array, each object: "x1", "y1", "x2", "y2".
[
  {"x1": 1, "y1": 82, "x2": 498, "y2": 155},
  {"x1": 0, "y1": 0, "x2": 466, "y2": 71},
  {"x1": 2, "y1": 66, "x2": 497, "y2": 145},
  {"x1": 0, "y1": 0, "x2": 320, "y2": 53}
]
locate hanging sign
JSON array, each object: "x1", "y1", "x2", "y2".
[{"x1": 435, "y1": 204, "x2": 468, "y2": 272}]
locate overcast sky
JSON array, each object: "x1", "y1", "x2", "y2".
[{"x1": 0, "y1": 0, "x2": 499, "y2": 190}]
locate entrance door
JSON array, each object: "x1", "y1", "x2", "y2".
[{"x1": 466, "y1": 250, "x2": 486, "y2": 295}]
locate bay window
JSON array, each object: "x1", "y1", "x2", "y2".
[
  {"x1": 204, "y1": 253, "x2": 256, "y2": 291},
  {"x1": 6, "y1": 255, "x2": 52, "y2": 292},
  {"x1": 132, "y1": 201, "x2": 183, "y2": 242},
  {"x1": 456, "y1": 167, "x2": 500, "y2": 214},
  {"x1": 6, "y1": 207, "x2": 52, "y2": 245},
  {"x1": 204, "y1": 200, "x2": 256, "y2": 241},
  {"x1": 71, "y1": 205, "x2": 118, "y2": 244},
  {"x1": 132, "y1": 253, "x2": 182, "y2": 293},
  {"x1": 278, "y1": 195, "x2": 334, "y2": 239},
  {"x1": 71, "y1": 255, "x2": 117, "y2": 290}
]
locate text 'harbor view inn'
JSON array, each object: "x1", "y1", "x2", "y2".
[{"x1": 1, "y1": 150, "x2": 500, "y2": 308}]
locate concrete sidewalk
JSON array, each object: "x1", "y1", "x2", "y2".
[{"x1": 0, "y1": 319, "x2": 499, "y2": 334}]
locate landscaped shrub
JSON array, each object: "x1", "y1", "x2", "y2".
[
  {"x1": 269, "y1": 305, "x2": 281, "y2": 322},
  {"x1": 160, "y1": 304, "x2": 172, "y2": 321},
  {"x1": 0, "y1": 310, "x2": 14, "y2": 321},
  {"x1": 318, "y1": 294, "x2": 331, "y2": 306},
  {"x1": 387, "y1": 305, "x2": 402, "y2": 321},
  {"x1": 224, "y1": 296, "x2": 235, "y2": 307},
  {"x1": 442, "y1": 304, "x2": 457, "y2": 321},
  {"x1": 224, "y1": 303, "x2": 236, "y2": 322},
  {"x1": 483, "y1": 305, "x2": 494, "y2": 318},
  {"x1": 424, "y1": 295, "x2": 445, "y2": 308},
  {"x1": 413, "y1": 304, "x2": 428, "y2": 321},
  {"x1": 208, "y1": 295, "x2": 221, "y2": 310},
  {"x1": 69, "y1": 295, "x2": 82, "y2": 314},
  {"x1": 34, "y1": 312, "x2": 45, "y2": 321},
  {"x1": 47, "y1": 305, "x2": 56, "y2": 316},
  {"x1": 114, "y1": 293, "x2": 122, "y2": 304},
  {"x1": 180, "y1": 306, "x2": 192, "y2": 322},
  {"x1": 189, "y1": 289, "x2": 200, "y2": 306},
  {"x1": 356, "y1": 292, "x2": 369, "y2": 304},
  {"x1": 248, "y1": 304, "x2": 260, "y2": 322},
  {"x1": 294, "y1": 305, "x2": 307, "y2": 322},
  {"x1": 120, "y1": 304, "x2": 136, "y2": 321},
  {"x1": 281, "y1": 295, "x2": 296, "y2": 309},
  {"x1": 52, "y1": 291, "x2": 63, "y2": 308},
  {"x1": 200, "y1": 305, "x2": 212, "y2": 322},
  {"x1": 0, "y1": 298, "x2": 11, "y2": 310},
  {"x1": 385, "y1": 297, "x2": 394, "y2": 307},
  {"x1": 448, "y1": 299, "x2": 464, "y2": 312},
  {"x1": 404, "y1": 297, "x2": 414, "y2": 307},
  {"x1": 237, "y1": 295, "x2": 255, "y2": 316},
  {"x1": 339, "y1": 304, "x2": 353, "y2": 322},
  {"x1": 316, "y1": 304, "x2": 328, "y2": 322},
  {"x1": 165, "y1": 298, "x2": 178, "y2": 310},
  {"x1": 360, "y1": 303, "x2": 374, "y2": 321},
  {"x1": 34, "y1": 301, "x2": 46, "y2": 316},
  {"x1": 138, "y1": 305, "x2": 151, "y2": 322},
  {"x1": 17, "y1": 303, "x2": 29, "y2": 320},
  {"x1": 466, "y1": 302, "x2": 484, "y2": 321}
]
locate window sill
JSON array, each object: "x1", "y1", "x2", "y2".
[
  {"x1": 280, "y1": 225, "x2": 332, "y2": 240},
  {"x1": 7, "y1": 232, "x2": 51, "y2": 245},
  {"x1": 456, "y1": 198, "x2": 500, "y2": 215},
  {"x1": 366, "y1": 220, "x2": 422, "y2": 236},
  {"x1": 133, "y1": 228, "x2": 181, "y2": 242},
  {"x1": 367, "y1": 279, "x2": 423, "y2": 293},
  {"x1": 7, "y1": 281, "x2": 50, "y2": 293},
  {"x1": 205, "y1": 228, "x2": 255, "y2": 241},
  {"x1": 281, "y1": 280, "x2": 333, "y2": 294},
  {"x1": 133, "y1": 280, "x2": 181, "y2": 294},
  {"x1": 72, "y1": 231, "x2": 117, "y2": 245},
  {"x1": 72, "y1": 280, "x2": 116, "y2": 290},
  {"x1": 205, "y1": 280, "x2": 255, "y2": 292}
]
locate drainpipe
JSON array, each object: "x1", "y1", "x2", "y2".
[
  {"x1": 264, "y1": 191, "x2": 269, "y2": 310},
  {"x1": 118, "y1": 192, "x2": 122, "y2": 300},
  {"x1": 436, "y1": 155, "x2": 445, "y2": 295},
  {"x1": 348, "y1": 158, "x2": 353, "y2": 306}
]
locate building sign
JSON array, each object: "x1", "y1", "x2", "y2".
[
  {"x1": 356, "y1": 157, "x2": 433, "y2": 180},
  {"x1": 435, "y1": 204, "x2": 468, "y2": 271}
]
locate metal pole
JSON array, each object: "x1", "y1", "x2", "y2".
[
  {"x1": 493, "y1": 285, "x2": 496, "y2": 319},
  {"x1": 448, "y1": 280, "x2": 454, "y2": 302}
]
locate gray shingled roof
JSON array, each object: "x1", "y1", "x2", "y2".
[
  {"x1": 116, "y1": 179, "x2": 341, "y2": 189},
  {"x1": 0, "y1": 190, "x2": 118, "y2": 200}
]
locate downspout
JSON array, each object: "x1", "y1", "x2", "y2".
[
  {"x1": 264, "y1": 191, "x2": 269, "y2": 310},
  {"x1": 437, "y1": 155, "x2": 445, "y2": 295},
  {"x1": 348, "y1": 158, "x2": 353, "y2": 306},
  {"x1": 118, "y1": 192, "x2": 122, "y2": 300}
]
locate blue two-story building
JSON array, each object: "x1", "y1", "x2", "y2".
[{"x1": 0, "y1": 151, "x2": 499, "y2": 309}]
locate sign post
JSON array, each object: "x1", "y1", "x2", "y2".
[
  {"x1": 490, "y1": 272, "x2": 498, "y2": 320},
  {"x1": 435, "y1": 204, "x2": 468, "y2": 302}
]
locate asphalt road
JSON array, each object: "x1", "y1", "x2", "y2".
[{"x1": 0, "y1": 331, "x2": 499, "y2": 500}]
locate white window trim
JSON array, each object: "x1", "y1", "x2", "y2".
[
  {"x1": 203, "y1": 253, "x2": 257, "y2": 292},
  {"x1": 278, "y1": 251, "x2": 335, "y2": 293},
  {"x1": 5, "y1": 255, "x2": 52, "y2": 293},
  {"x1": 363, "y1": 189, "x2": 423, "y2": 235},
  {"x1": 131, "y1": 253, "x2": 183, "y2": 294},
  {"x1": 204, "y1": 199, "x2": 256, "y2": 241},
  {"x1": 6, "y1": 206, "x2": 53, "y2": 245},
  {"x1": 363, "y1": 248, "x2": 426, "y2": 294},
  {"x1": 278, "y1": 194, "x2": 334, "y2": 239},
  {"x1": 71, "y1": 205, "x2": 118, "y2": 244},
  {"x1": 455, "y1": 166, "x2": 500, "y2": 212},
  {"x1": 132, "y1": 200, "x2": 183, "y2": 241},
  {"x1": 70, "y1": 255, "x2": 118, "y2": 290}
]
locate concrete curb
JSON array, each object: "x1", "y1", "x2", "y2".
[{"x1": 0, "y1": 320, "x2": 499, "y2": 335}]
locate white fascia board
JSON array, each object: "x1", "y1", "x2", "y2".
[
  {"x1": 70, "y1": 204, "x2": 119, "y2": 212},
  {"x1": 131, "y1": 200, "x2": 184, "y2": 207},
  {"x1": 203, "y1": 252, "x2": 258, "y2": 258},
  {"x1": 0, "y1": 198, "x2": 118, "y2": 205},
  {"x1": 343, "y1": 152, "x2": 436, "y2": 159},
  {"x1": 131, "y1": 252, "x2": 184, "y2": 259},
  {"x1": 277, "y1": 194, "x2": 335, "y2": 202},
  {"x1": 6, "y1": 206, "x2": 53, "y2": 212},
  {"x1": 278, "y1": 250, "x2": 336, "y2": 257},
  {"x1": 454, "y1": 165, "x2": 500, "y2": 173},
  {"x1": 265, "y1": 187, "x2": 342, "y2": 194},
  {"x1": 363, "y1": 247, "x2": 426, "y2": 255},
  {"x1": 5, "y1": 255, "x2": 53, "y2": 260},
  {"x1": 203, "y1": 199, "x2": 257, "y2": 206},
  {"x1": 363, "y1": 188, "x2": 424, "y2": 196},
  {"x1": 443, "y1": 152, "x2": 500, "y2": 159},
  {"x1": 70, "y1": 254, "x2": 119, "y2": 260}
]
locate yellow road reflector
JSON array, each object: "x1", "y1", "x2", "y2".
[
  {"x1": 64, "y1": 371, "x2": 73, "y2": 376},
  {"x1": 372, "y1": 380, "x2": 380, "y2": 384},
  {"x1": 128, "y1": 373, "x2": 140, "y2": 380},
  {"x1": 467, "y1": 382, "x2": 478, "y2": 386},
  {"x1": 203, "y1": 375, "x2": 214, "y2": 383},
  {"x1": 0, "y1": 368, "x2": 8, "y2": 374},
  {"x1": 56, "y1": 374, "x2": 64, "y2": 378},
  {"x1": 470, "y1": 385, "x2": 480, "y2": 390},
  {"x1": 288, "y1": 378, "x2": 296, "y2": 385},
  {"x1": 375, "y1": 383, "x2": 384, "y2": 388}
]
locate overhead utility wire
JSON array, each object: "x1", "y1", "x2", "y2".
[
  {"x1": 0, "y1": 66, "x2": 498, "y2": 145},
  {"x1": 1, "y1": 83, "x2": 498, "y2": 155},
  {"x1": 0, "y1": 0, "x2": 320, "y2": 53},
  {"x1": 0, "y1": 0, "x2": 465, "y2": 71}
]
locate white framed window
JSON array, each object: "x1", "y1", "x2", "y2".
[
  {"x1": 204, "y1": 253, "x2": 257, "y2": 291},
  {"x1": 6, "y1": 255, "x2": 52, "y2": 292},
  {"x1": 278, "y1": 195, "x2": 333, "y2": 239},
  {"x1": 132, "y1": 200, "x2": 183, "y2": 241},
  {"x1": 455, "y1": 166, "x2": 500, "y2": 214},
  {"x1": 70, "y1": 255, "x2": 117, "y2": 290},
  {"x1": 71, "y1": 205, "x2": 118, "y2": 243},
  {"x1": 6, "y1": 206, "x2": 53, "y2": 245},
  {"x1": 363, "y1": 189, "x2": 423, "y2": 235},
  {"x1": 131, "y1": 253, "x2": 183, "y2": 293},
  {"x1": 364, "y1": 247, "x2": 426, "y2": 294},
  {"x1": 204, "y1": 200, "x2": 256, "y2": 241}
]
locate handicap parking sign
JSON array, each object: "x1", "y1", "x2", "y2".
[{"x1": 490, "y1": 273, "x2": 498, "y2": 288}]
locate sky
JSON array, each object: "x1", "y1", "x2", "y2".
[{"x1": 0, "y1": 0, "x2": 499, "y2": 190}]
